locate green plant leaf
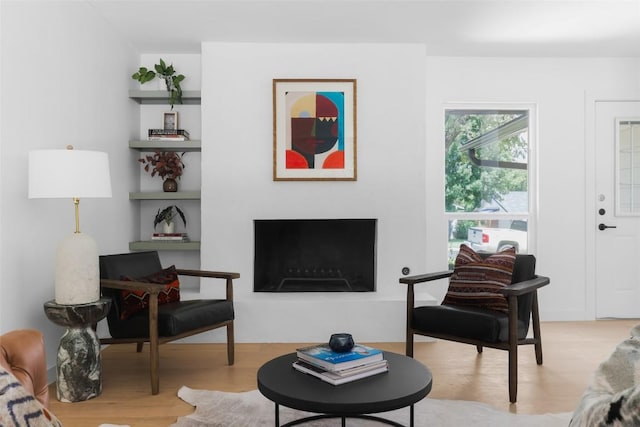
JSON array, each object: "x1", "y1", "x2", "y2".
[
  {"x1": 175, "y1": 206, "x2": 186, "y2": 227},
  {"x1": 132, "y1": 67, "x2": 156, "y2": 83},
  {"x1": 143, "y1": 70, "x2": 155, "y2": 83},
  {"x1": 153, "y1": 205, "x2": 187, "y2": 229}
]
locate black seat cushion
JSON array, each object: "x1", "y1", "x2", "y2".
[
  {"x1": 412, "y1": 304, "x2": 528, "y2": 343},
  {"x1": 510, "y1": 254, "x2": 536, "y2": 283},
  {"x1": 107, "y1": 299, "x2": 234, "y2": 339},
  {"x1": 100, "y1": 251, "x2": 163, "y2": 279},
  {"x1": 411, "y1": 253, "x2": 537, "y2": 343}
]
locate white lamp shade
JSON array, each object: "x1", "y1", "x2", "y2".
[
  {"x1": 28, "y1": 149, "x2": 111, "y2": 305},
  {"x1": 28, "y1": 149, "x2": 112, "y2": 199}
]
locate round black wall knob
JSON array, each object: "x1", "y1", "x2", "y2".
[{"x1": 402, "y1": 267, "x2": 411, "y2": 275}]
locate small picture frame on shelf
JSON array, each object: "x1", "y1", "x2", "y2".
[{"x1": 163, "y1": 112, "x2": 178, "y2": 130}]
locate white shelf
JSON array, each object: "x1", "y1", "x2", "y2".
[
  {"x1": 128, "y1": 90, "x2": 201, "y2": 104},
  {"x1": 129, "y1": 90, "x2": 202, "y2": 252},
  {"x1": 129, "y1": 191, "x2": 201, "y2": 200},
  {"x1": 129, "y1": 241, "x2": 201, "y2": 251},
  {"x1": 129, "y1": 140, "x2": 201, "y2": 152}
]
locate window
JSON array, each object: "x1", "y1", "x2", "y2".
[
  {"x1": 444, "y1": 107, "x2": 535, "y2": 267},
  {"x1": 616, "y1": 119, "x2": 640, "y2": 215}
]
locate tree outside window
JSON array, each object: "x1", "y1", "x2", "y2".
[{"x1": 445, "y1": 108, "x2": 531, "y2": 267}]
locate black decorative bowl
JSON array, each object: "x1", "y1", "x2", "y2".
[{"x1": 329, "y1": 333, "x2": 355, "y2": 353}]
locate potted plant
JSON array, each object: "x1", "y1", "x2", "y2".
[
  {"x1": 154, "y1": 205, "x2": 186, "y2": 234},
  {"x1": 138, "y1": 150, "x2": 186, "y2": 192},
  {"x1": 132, "y1": 58, "x2": 185, "y2": 109}
]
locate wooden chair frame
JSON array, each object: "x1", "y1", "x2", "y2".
[
  {"x1": 401, "y1": 270, "x2": 550, "y2": 402},
  {"x1": 100, "y1": 268, "x2": 239, "y2": 395}
]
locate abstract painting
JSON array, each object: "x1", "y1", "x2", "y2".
[{"x1": 273, "y1": 79, "x2": 357, "y2": 181}]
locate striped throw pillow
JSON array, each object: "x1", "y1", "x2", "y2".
[
  {"x1": 0, "y1": 366, "x2": 62, "y2": 427},
  {"x1": 442, "y1": 244, "x2": 516, "y2": 313}
]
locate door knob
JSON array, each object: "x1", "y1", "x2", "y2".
[{"x1": 598, "y1": 223, "x2": 617, "y2": 230}]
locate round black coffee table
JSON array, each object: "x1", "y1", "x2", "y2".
[{"x1": 257, "y1": 351, "x2": 432, "y2": 427}]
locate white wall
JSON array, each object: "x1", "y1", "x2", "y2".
[
  {"x1": 425, "y1": 57, "x2": 640, "y2": 320},
  {"x1": 200, "y1": 50, "x2": 640, "y2": 343},
  {"x1": 3, "y1": 4, "x2": 640, "y2": 367},
  {"x1": 200, "y1": 43, "x2": 430, "y2": 343},
  {"x1": 1, "y1": 1, "x2": 137, "y2": 371}
]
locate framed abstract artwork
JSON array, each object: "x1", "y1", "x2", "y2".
[{"x1": 273, "y1": 79, "x2": 357, "y2": 181}]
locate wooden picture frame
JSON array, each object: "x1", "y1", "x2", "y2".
[
  {"x1": 163, "y1": 112, "x2": 178, "y2": 130},
  {"x1": 273, "y1": 79, "x2": 357, "y2": 181}
]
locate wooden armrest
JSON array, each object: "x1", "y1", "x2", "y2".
[
  {"x1": 399, "y1": 270, "x2": 453, "y2": 286},
  {"x1": 175, "y1": 269, "x2": 240, "y2": 280},
  {"x1": 501, "y1": 275, "x2": 550, "y2": 297},
  {"x1": 101, "y1": 271, "x2": 240, "y2": 302},
  {"x1": 100, "y1": 279, "x2": 162, "y2": 295},
  {"x1": 175, "y1": 269, "x2": 239, "y2": 301}
]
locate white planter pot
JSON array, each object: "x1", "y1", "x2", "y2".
[
  {"x1": 163, "y1": 221, "x2": 175, "y2": 234},
  {"x1": 158, "y1": 76, "x2": 174, "y2": 91}
]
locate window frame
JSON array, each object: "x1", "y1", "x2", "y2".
[
  {"x1": 615, "y1": 118, "x2": 640, "y2": 216},
  {"x1": 443, "y1": 103, "x2": 538, "y2": 257}
]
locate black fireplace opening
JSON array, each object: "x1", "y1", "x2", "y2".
[{"x1": 254, "y1": 219, "x2": 377, "y2": 292}]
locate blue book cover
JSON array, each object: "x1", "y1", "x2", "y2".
[{"x1": 296, "y1": 344, "x2": 384, "y2": 371}]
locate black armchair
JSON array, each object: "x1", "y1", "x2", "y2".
[
  {"x1": 400, "y1": 253, "x2": 549, "y2": 402},
  {"x1": 98, "y1": 251, "x2": 239, "y2": 395}
]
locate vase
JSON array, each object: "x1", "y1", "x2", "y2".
[
  {"x1": 163, "y1": 221, "x2": 175, "y2": 234},
  {"x1": 163, "y1": 178, "x2": 178, "y2": 192},
  {"x1": 158, "y1": 75, "x2": 174, "y2": 91},
  {"x1": 329, "y1": 333, "x2": 355, "y2": 353}
]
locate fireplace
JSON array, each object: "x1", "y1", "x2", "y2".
[{"x1": 254, "y1": 219, "x2": 377, "y2": 292}]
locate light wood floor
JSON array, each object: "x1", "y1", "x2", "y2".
[{"x1": 48, "y1": 320, "x2": 638, "y2": 427}]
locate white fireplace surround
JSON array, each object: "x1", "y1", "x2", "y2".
[{"x1": 199, "y1": 43, "x2": 435, "y2": 343}]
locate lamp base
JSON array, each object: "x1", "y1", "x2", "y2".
[{"x1": 55, "y1": 233, "x2": 99, "y2": 305}]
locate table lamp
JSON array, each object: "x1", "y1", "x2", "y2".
[{"x1": 28, "y1": 146, "x2": 112, "y2": 305}]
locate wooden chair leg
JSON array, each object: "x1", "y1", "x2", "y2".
[
  {"x1": 508, "y1": 344, "x2": 517, "y2": 403},
  {"x1": 531, "y1": 291, "x2": 543, "y2": 365},
  {"x1": 227, "y1": 322, "x2": 235, "y2": 365},
  {"x1": 476, "y1": 345, "x2": 483, "y2": 353},
  {"x1": 406, "y1": 332, "x2": 414, "y2": 357},
  {"x1": 508, "y1": 295, "x2": 518, "y2": 403},
  {"x1": 149, "y1": 296, "x2": 160, "y2": 395},
  {"x1": 405, "y1": 284, "x2": 415, "y2": 357}
]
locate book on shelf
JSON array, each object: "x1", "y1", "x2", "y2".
[
  {"x1": 292, "y1": 358, "x2": 388, "y2": 386},
  {"x1": 148, "y1": 136, "x2": 190, "y2": 141},
  {"x1": 151, "y1": 232, "x2": 190, "y2": 241},
  {"x1": 148, "y1": 129, "x2": 191, "y2": 137},
  {"x1": 148, "y1": 129, "x2": 191, "y2": 141},
  {"x1": 296, "y1": 343, "x2": 384, "y2": 372}
]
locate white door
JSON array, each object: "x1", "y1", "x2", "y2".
[{"x1": 595, "y1": 101, "x2": 640, "y2": 318}]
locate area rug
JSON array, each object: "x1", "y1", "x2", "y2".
[{"x1": 171, "y1": 386, "x2": 573, "y2": 427}]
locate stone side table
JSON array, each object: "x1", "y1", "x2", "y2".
[{"x1": 43, "y1": 298, "x2": 111, "y2": 403}]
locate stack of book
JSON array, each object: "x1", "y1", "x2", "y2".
[
  {"x1": 293, "y1": 343, "x2": 388, "y2": 385},
  {"x1": 148, "y1": 129, "x2": 190, "y2": 141},
  {"x1": 151, "y1": 232, "x2": 190, "y2": 241}
]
